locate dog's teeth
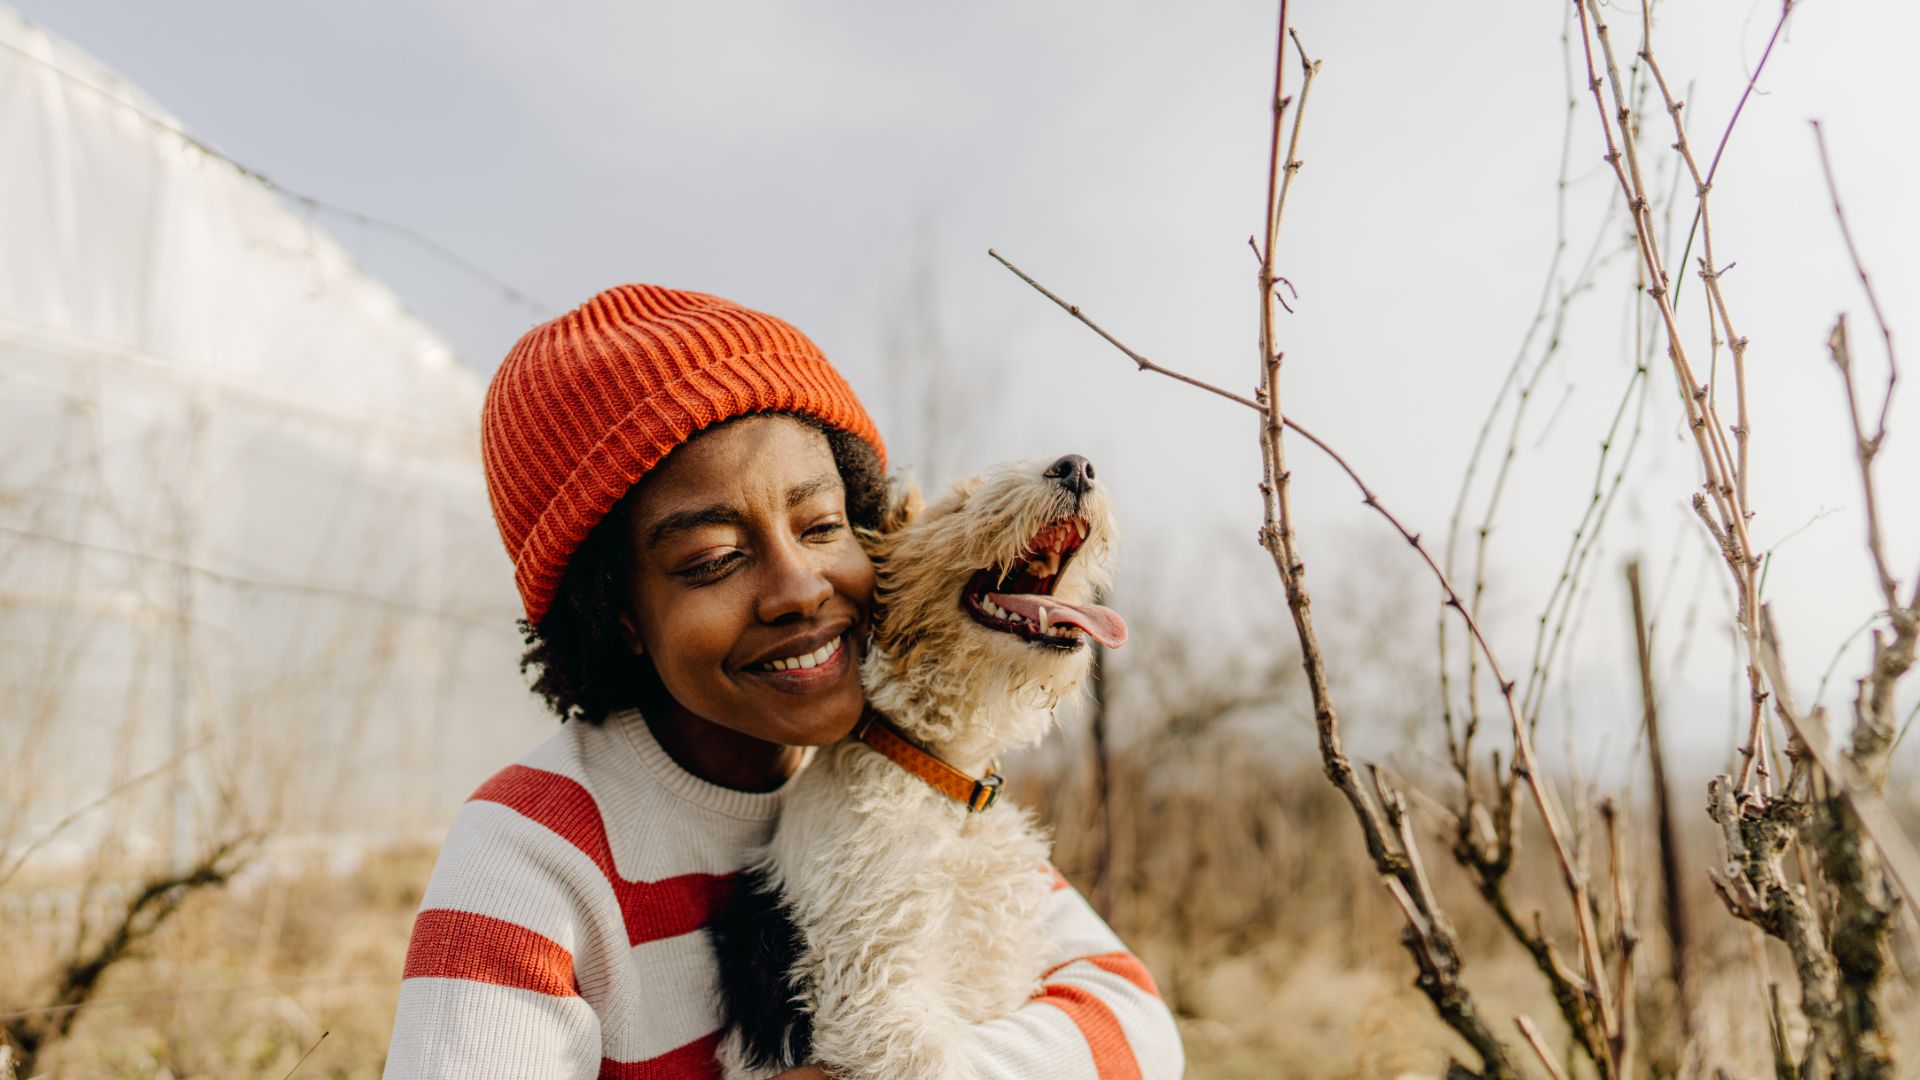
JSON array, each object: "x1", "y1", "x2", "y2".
[{"x1": 1039, "y1": 607, "x2": 1051, "y2": 632}]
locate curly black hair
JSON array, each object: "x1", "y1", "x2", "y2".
[{"x1": 517, "y1": 413, "x2": 887, "y2": 725}]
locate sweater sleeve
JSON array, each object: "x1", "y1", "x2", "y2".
[
  {"x1": 382, "y1": 798, "x2": 607, "y2": 1080},
  {"x1": 959, "y1": 871, "x2": 1185, "y2": 1080}
]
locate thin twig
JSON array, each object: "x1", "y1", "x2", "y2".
[
  {"x1": 1250, "y1": 19, "x2": 1513, "y2": 1075},
  {"x1": 1814, "y1": 115, "x2": 1903, "y2": 610},
  {"x1": 0, "y1": 734, "x2": 212, "y2": 889},
  {"x1": 1517, "y1": 1016, "x2": 1570, "y2": 1080},
  {"x1": 1442, "y1": 0, "x2": 1594, "y2": 780},
  {"x1": 1670, "y1": 0, "x2": 1795, "y2": 314},
  {"x1": 1627, "y1": 562, "x2": 1692, "y2": 1038},
  {"x1": 1895, "y1": 699, "x2": 1919, "y2": 755},
  {"x1": 1812, "y1": 119, "x2": 1901, "y2": 457},
  {"x1": 1827, "y1": 312, "x2": 1900, "y2": 614},
  {"x1": 1521, "y1": 329, "x2": 1651, "y2": 730},
  {"x1": 987, "y1": 249, "x2": 1259, "y2": 411},
  {"x1": 1576, "y1": 0, "x2": 1774, "y2": 808},
  {"x1": 1600, "y1": 798, "x2": 1637, "y2": 1080},
  {"x1": 283, "y1": 1030, "x2": 330, "y2": 1079},
  {"x1": 1641, "y1": 12, "x2": 1756, "y2": 530},
  {"x1": 1264, "y1": 28, "x2": 1320, "y2": 267}
]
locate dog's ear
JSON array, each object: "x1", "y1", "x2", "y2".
[{"x1": 879, "y1": 475, "x2": 923, "y2": 534}]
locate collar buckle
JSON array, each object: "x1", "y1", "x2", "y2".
[{"x1": 967, "y1": 773, "x2": 1004, "y2": 813}]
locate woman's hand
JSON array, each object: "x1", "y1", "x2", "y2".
[{"x1": 770, "y1": 1066, "x2": 831, "y2": 1080}]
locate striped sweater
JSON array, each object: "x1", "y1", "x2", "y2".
[{"x1": 384, "y1": 710, "x2": 1183, "y2": 1079}]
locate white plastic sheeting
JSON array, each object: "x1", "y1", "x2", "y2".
[{"x1": 0, "y1": 7, "x2": 548, "y2": 870}]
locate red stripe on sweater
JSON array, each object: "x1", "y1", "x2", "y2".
[
  {"x1": 1033, "y1": 983, "x2": 1142, "y2": 1080},
  {"x1": 1041, "y1": 950, "x2": 1162, "y2": 998},
  {"x1": 403, "y1": 908, "x2": 578, "y2": 997},
  {"x1": 599, "y1": 1030, "x2": 724, "y2": 1079},
  {"x1": 471, "y1": 765, "x2": 737, "y2": 946}
]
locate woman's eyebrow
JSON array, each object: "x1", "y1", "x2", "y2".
[
  {"x1": 647, "y1": 505, "x2": 743, "y2": 548},
  {"x1": 785, "y1": 475, "x2": 839, "y2": 508},
  {"x1": 644, "y1": 476, "x2": 839, "y2": 549}
]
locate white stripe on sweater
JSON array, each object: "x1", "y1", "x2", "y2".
[{"x1": 387, "y1": 977, "x2": 601, "y2": 1080}]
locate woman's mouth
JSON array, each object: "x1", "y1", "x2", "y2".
[{"x1": 742, "y1": 631, "x2": 852, "y2": 693}]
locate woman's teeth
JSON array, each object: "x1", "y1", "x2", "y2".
[{"x1": 758, "y1": 636, "x2": 842, "y2": 672}]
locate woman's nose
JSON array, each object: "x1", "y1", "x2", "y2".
[{"x1": 756, "y1": 534, "x2": 834, "y2": 623}]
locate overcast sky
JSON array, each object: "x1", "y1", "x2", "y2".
[{"x1": 11, "y1": 0, "x2": 1918, "y2": 776}]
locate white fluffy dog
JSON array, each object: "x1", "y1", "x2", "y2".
[{"x1": 712, "y1": 453, "x2": 1126, "y2": 1080}]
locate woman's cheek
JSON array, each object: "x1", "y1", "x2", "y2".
[
  {"x1": 645, "y1": 583, "x2": 740, "y2": 688},
  {"x1": 830, "y1": 540, "x2": 877, "y2": 619}
]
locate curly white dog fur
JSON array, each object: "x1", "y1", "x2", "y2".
[{"x1": 713, "y1": 454, "x2": 1125, "y2": 1080}]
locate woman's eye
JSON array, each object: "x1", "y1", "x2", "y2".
[
  {"x1": 674, "y1": 551, "x2": 742, "y2": 583},
  {"x1": 805, "y1": 520, "x2": 846, "y2": 541}
]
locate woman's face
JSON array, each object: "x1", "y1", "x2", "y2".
[{"x1": 619, "y1": 415, "x2": 874, "y2": 750}]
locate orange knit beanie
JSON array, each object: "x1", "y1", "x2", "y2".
[{"x1": 481, "y1": 284, "x2": 886, "y2": 624}]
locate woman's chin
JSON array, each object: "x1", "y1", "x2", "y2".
[
  {"x1": 729, "y1": 636, "x2": 865, "y2": 745},
  {"x1": 777, "y1": 687, "x2": 866, "y2": 747}
]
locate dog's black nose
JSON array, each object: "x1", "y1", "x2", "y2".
[{"x1": 1044, "y1": 454, "x2": 1095, "y2": 494}]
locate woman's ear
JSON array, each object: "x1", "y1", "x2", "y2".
[
  {"x1": 616, "y1": 609, "x2": 646, "y2": 657},
  {"x1": 879, "y1": 475, "x2": 923, "y2": 534}
]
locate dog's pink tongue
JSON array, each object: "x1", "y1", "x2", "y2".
[{"x1": 988, "y1": 593, "x2": 1129, "y2": 648}]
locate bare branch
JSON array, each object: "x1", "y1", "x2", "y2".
[
  {"x1": 1600, "y1": 798, "x2": 1637, "y2": 1079},
  {"x1": 0, "y1": 734, "x2": 213, "y2": 889},
  {"x1": 1572, "y1": 0, "x2": 1774, "y2": 804},
  {"x1": 1812, "y1": 120, "x2": 1899, "y2": 451},
  {"x1": 3, "y1": 835, "x2": 258, "y2": 1073},
  {"x1": 1262, "y1": 28, "x2": 1320, "y2": 266},
  {"x1": 1671, "y1": 0, "x2": 1796, "y2": 317},
  {"x1": 1757, "y1": 608, "x2": 1920, "y2": 915},
  {"x1": 1516, "y1": 1015, "x2": 1570, "y2": 1080},
  {"x1": 1826, "y1": 315, "x2": 1902, "y2": 615},
  {"x1": 1638, "y1": 6, "x2": 1756, "y2": 541},
  {"x1": 986, "y1": 249, "x2": 1261, "y2": 412},
  {"x1": 1626, "y1": 562, "x2": 1694, "y2": 1038}
]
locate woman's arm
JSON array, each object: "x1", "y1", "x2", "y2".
[
  {"x1": 383, "y1": 798, "x2": 609, "y2": 1079},
  {"x1": 958, "y1": 871, "x2": 1184, "y2": 1080}
]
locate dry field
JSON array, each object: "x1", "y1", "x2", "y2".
[{"x1": 7, "y1": 740, "x2": 1918, "y2": 1079}]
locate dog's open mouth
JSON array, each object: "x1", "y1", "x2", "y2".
[{"x1": 960, "y1": 516, "x2": 1128, "y2": 650}]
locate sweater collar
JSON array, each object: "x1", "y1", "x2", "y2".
[{"x1": 610, "y1": 708, "x2": 808, "y2": 821}]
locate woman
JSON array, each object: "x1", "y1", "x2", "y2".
[{"x1": 383, "y1": 284, "x2": 1182, "y2": 1079}]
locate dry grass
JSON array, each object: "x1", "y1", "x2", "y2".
[
  {"x1": 6, "y1": 747, "x2": 1917, "y2": 1078},
  {"x1": 1019, "y1": 733, "x2": 1920, "y2": 1079},
  {"x1": 5, "y1": 845, "x2": 429, "y2": 1079}
]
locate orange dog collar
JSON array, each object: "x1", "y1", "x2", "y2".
[{"x1": 851, "y1": 710, "x2": 1003, "y2": 813}]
